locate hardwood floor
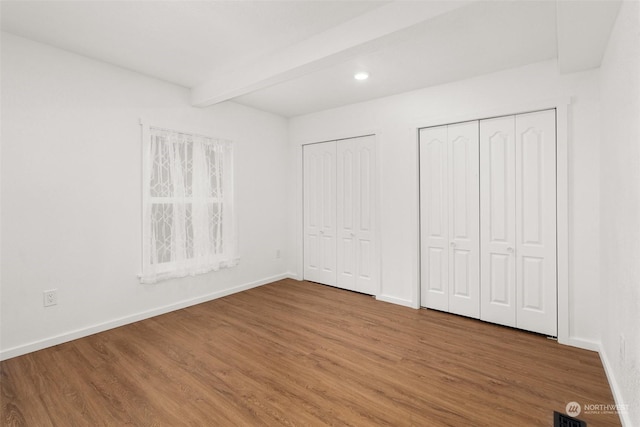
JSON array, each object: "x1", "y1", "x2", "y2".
[{"x1": 1, "y1": 279, "x2": 620, "y2": 426}]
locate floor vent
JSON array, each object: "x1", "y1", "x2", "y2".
[{"x1": 554, "y1": 411, "x2": 587, "y2": 427}]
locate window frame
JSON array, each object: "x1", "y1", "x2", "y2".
[{"x1": 139, "y1": 119, "x2": 237, "y2": 283}]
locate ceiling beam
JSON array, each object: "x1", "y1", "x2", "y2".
[{"x1": 190, "y1": 1, "x2": 474, "y2": 107}]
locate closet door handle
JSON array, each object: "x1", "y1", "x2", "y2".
[
  {"x1": 507, "y1": 247, "x2": 514, "y2": 254},
  {"x1": 450, "y1": 242, "x2": 457, "y2": 248}
]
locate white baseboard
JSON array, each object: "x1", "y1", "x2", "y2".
[
  {"x1": 599, "y1": 344, "x2": 633, "y2": 427},
  {"x1": 0, "y1": 273, "x2": 290, "y2": 361},
  {"x1": 375, "y1": 294, "x2": 417, "y2": 308},
  {"x1": 560, "y1": 336, "x2": 601, "y2": 352}
]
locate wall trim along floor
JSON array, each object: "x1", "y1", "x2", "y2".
[
  {"x1": 600, "y1": 344, "x2": 632, "y2": 427},
  {"x1": 0, "y1": 273, "x2": 295, "y2": 361}
]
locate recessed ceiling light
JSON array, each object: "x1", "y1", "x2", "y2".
[{"x1": 354, "y1": 72, "x2": 369, "y2": 81}]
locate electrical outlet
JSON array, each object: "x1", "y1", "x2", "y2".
[
  {"x1": 620, "y1": 334, "x2": 626, "y2": 363},
  {"x1": 43, "y1": 289, "x2": 57, "y2": 307},
  {"x1": 276, "y1": 249, "x2": 281, "y2": 259}
]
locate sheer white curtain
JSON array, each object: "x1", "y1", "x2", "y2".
[{"x1": 140, "y1": 126, "x2": 238, "y2": 284}]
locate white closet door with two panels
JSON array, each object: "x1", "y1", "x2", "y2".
[
  {"x1": 304, "y1": 135, "x2": 378, "y2": 295},
  {"x1": 303, "y1": 141, "x2": 337, "y2": 286},
  {"x1": 337, "y1": 135, "x2": 377, "y2": 295},
  {"x1": 420, "y1": 121, "x2": 480, "y2": 318},
  {"x1": 480, "y1": 109, "x2": 557, "y2": 336}
]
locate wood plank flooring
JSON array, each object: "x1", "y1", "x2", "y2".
[{"x1": 1, "y1": 279, "x2": 620, "y2": 426}]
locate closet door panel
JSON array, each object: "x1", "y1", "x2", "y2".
[
  {"x1": 303, "y1": 142, "x2": 337, "y2": 286},
  {"x1": 420, "y1": 126, "x2": 449, "y2": 311},
  {"x1": 448, "y1": 121, "x2": 480, "y2": 318},
  {"x1": 480, "y1": 116, "x2": 517, "y2": 327},
  {"x1": 337, "y1": 140, "x2": 356, "y2": 288},
  {"x1": 354, "y1": 136, "x2": 377, "y2": 294},
  {"x1": 515, "y1": 110, "x2": 557, "y2": 336}
]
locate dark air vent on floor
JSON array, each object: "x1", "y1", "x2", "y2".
[{"x1": 554, "y1": 411, "x2": 587, "y2": 427}]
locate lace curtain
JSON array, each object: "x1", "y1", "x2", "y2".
[{"x1": 140, "y1": 126, "x2": 238, "y2": 284}]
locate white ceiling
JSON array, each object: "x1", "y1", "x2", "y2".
[
  {"x1": 0, "y1": 1, "x2": 387, "y2": 87},
  {"x1": 1, "y1": 0, "x2": 621, "y2": 118},
  {"x1": 236, "y1": 0, "x2": 559, "y2": 116}
]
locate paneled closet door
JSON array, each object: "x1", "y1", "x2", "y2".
[
  {"x1": 514, "y1": 110, "x2": 557, "y2": 336},
  {"x1": 420, "y1": 126, "x2": 449, "y2": 311},
  {"x1": 303, "y1": 142, "x2": 337, "y2": 286},
  {"x1": 420, "y1": 123, "x2": 480, "y2": 317},
  {"x1": 480, "y1": 116, "x2": 517, "y2": 328},
  {"x1": 447, "y1": 121, "x2": 480, "y2": 318},
  {"x1": 337, "y1": 135, "x2": 377, "y2": 295},
  {"x1": 480, "y1": 111, "x2": 557, "y2": 335}
]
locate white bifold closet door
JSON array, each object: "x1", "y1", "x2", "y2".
[
  {"x1": 420, "y1": 121, "x2": 480, "y2": 318},
  {"x1": 304, "y1": 135, "x2": 378, "y2": 295},
  {"x1": 303, "y1": 141, "x2": 337, "y2": 286},
  {"x1": 336, "y1": 135, "x2": 377, "y2": 295},
  {"x1": 480, "y1": 109, "x2": 557, "y2": 336}
]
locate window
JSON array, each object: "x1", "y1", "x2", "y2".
[{"x1": 140, "y1": 125, "x2": 237, "y2": 284}]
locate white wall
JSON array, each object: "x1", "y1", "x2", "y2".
[
  {"x1": 0, "y1": 33, "x2": 290, "y2": 359},
  {"x1": 599, "y1": 1, "x2": 640, "y2": 425},
  {"x1": 2, "y1": 14, "x2": 636, "y2": 424},
  {"x1": 289, "y1": 59, "x2": 602, "y2": 347}
]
